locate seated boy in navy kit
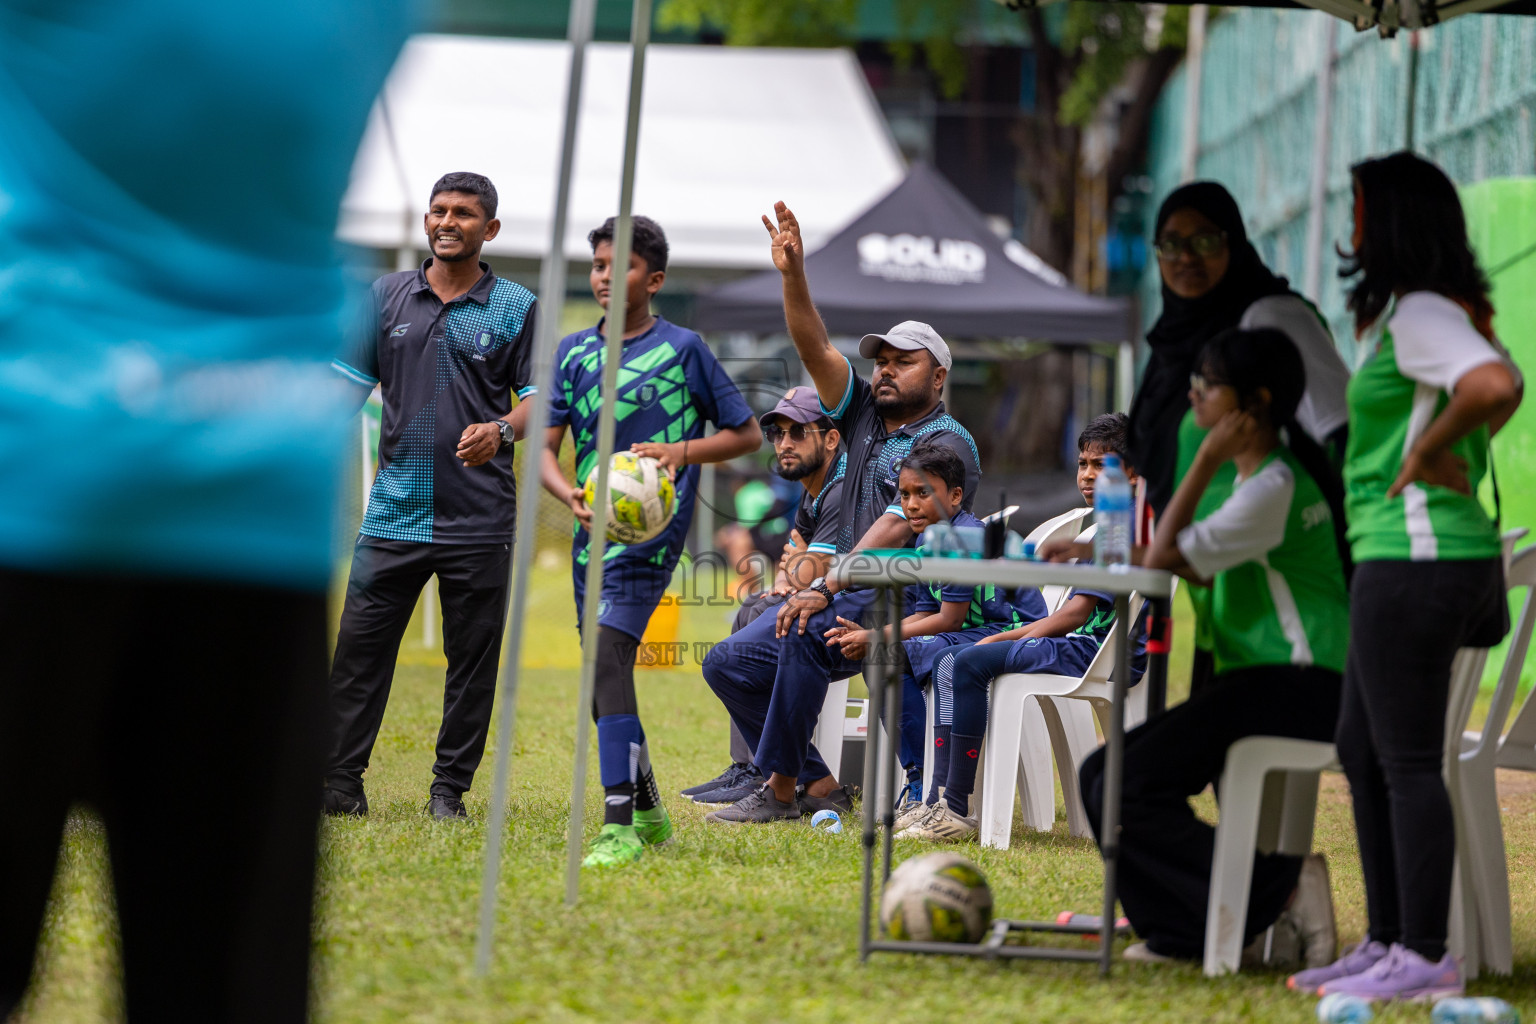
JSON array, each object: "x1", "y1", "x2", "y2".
[
  {"x1": 898, "y1": 413, "x2": 1142, "y2": 842},
  {"x1": 824, "y1": 441, "x2": 1046, "y2": 800}
]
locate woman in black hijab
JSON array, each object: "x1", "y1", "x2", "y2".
[
  {"x1": 1127, "y1": 182, "x2": 1349, "y2": 514},
  {"x1": 1127, "y1": 182, "x2": 1350, "y2": 706}
]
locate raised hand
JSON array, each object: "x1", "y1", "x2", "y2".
[{"x1": 761, "y1": 201, "x2": 805, "y2": 278}]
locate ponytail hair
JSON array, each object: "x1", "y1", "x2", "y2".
[{"x1": 1197, "y1": 327, "x2": 1353, "y2": 583}]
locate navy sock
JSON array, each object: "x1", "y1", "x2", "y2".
[
  {"x1": 928, "y1": 726, "x2": 953, "y2": 802},
  {"x1": 597, "y1": 713, "x2": 643, "y2": 827},
  {"x1": 945, "y1": 733, "x2": 984, "y2": 816}
]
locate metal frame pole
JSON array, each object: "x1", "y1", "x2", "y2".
[
  {"x1": 562, "y1": 0, "x2": 653, "y2": 908},
  {"x1": 474, "y1": 0, "x2": 597, "y2": 976},
  {"x1": 1098, "y1": 595, "x2": 1132, "y2": 976},
  {"x1": 858, "y1": 585, "x2": 889, "y2": 961},
  {"x1": 880, "y1": 586, "x2": 904, "y2": 876}
]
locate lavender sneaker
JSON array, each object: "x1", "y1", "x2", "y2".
[
  {"x1": 1286, "y1": 940, "x2": 1390, "y2": 993},
  {"x1": 1317, "y1": 943, "x2": 1462, "y2": 1003}
]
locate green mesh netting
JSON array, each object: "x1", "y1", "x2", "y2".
[
  {"x1": 1140, "y1": 7, "x2": 1536, "y2": 363},
  {"x1": 1140, "y1": 13, "x2": 1536, "y2": 691}
]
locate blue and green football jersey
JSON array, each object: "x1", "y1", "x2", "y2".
[{"x1": 548, "y1": 317, "x2": 754, "y2": 572}]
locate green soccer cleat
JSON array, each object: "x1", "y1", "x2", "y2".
[
  {"x1": 582, "y1": 824, "x2": 644, "y2": 868},
  {"x1": 633, "y1": 806, "x2": 674, "y2": 847}
]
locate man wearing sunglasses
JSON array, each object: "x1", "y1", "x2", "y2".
[{"x1": 683, "y1": 386, "x2": 846, "y2": 804}]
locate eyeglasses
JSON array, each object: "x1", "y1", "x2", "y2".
[
  {"x1": 1189, "y1": 372, "x2": 1224, "y2": 396},
  {"x1": 763, "y1": 423, "x2": 824, "y2": 445},
  {"x1": 1155, "y1": 231, "x2": 1228, "y2": 261}
]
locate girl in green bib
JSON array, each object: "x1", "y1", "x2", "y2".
[
  {"x1": 1295, "y1": 152, "x2": 1523, "y2": 1003},
  {"x1": 1079, "y1": 327, "x2": 1351, "y2": 965}
]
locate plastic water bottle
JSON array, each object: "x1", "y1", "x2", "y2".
[
  {"x1": 1316, "y1": 993, "x2": 1373, "y2": 1023},
  {"x1": 809, "y1": 809, "x2": 843, "y2": 834},
  {"x1": 1432, "y1": 997, "x2": 1521, "y2": 1024},
  {"x1": 1093, "y1": 454, "x2": 1133, "y2": 571}
]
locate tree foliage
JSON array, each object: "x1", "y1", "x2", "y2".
[
  {"x1": 657, "y1": 0, "x2": 1187, "y2": 269},
  {"x1": 658, "y1": 0, "x2": 1181, "y2": 125},
  {"x1": 657, "y1": 0, "x2": 859, "y2": 49}
]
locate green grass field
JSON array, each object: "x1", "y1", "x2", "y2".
[{"x1": 14, "y1": 564, "x2": 1536, "y2": 1023}]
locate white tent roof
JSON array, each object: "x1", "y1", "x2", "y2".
[{"x1": 338, "y1": 35, "x2": 906, "y2": 269}]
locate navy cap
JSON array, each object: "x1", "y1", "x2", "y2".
[{"x1": 759, "y1": 386, "x2": 828, "y2": 426}]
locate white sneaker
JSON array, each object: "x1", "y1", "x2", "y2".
[
  {"x1": 1122, "y1": 942, "x2": 1177, "y2": 964},
  {"x1": 893, "y1": 792, "x2": 939, "y2": 832},
  {"x1": 895, "y1": 802, "x2": 977, "y2": 842}
]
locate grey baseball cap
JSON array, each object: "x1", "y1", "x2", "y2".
[
  {"x1": 759, "y1": 385, "x2": 830, "y2": 426},
  {"x1": 858, "y1": 320, "x2": 952, "y2": 370}
]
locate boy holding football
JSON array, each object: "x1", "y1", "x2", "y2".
[{"x1": 541, "y1": 215, "x2": 760, "y2": 867}]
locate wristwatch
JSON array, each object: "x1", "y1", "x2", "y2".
[
  {"x1": 808, "y1": 576, "x2": 833, "y2": 603},
  {"x1": 495, "y1": 420, "x2": 516, "y2": 448}
]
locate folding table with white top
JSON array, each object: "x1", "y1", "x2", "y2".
[{"x1": 830, "y1": 552, "x2": 1175, "y2": 976}]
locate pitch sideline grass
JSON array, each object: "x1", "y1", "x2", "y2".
[{"x1": 15, "y1": 573, "x2": 1536, "y2": 1023}]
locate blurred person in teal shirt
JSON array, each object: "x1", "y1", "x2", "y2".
[{"x1": 0, "y1": 3, "x2": 411, "y2": 1020}]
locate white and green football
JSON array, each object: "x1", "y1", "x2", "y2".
[
  {"x1": 584, "y1": 452, "x2": 676, "y2": 545},
  {"x1": 879, "y1": 852, "x2": 994, "y2": 944}
]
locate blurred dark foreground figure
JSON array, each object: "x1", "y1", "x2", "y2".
[{"x1": 0, "y1": 3, "x2": 409, "y2": 1020}]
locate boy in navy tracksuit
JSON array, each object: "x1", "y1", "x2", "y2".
[{"x1": 898, "y1": 413, "x2": 1142, "y2": 842}]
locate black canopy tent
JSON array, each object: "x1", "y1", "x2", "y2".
[{"x1": 692, "y1": 162, "x2": 1131, "y2": 343}]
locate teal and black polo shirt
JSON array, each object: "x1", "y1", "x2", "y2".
[{"x1": 335, "y1": 260, "x2": 537, "y2": 544}]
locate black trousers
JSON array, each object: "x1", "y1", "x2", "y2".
[
  {"x1": 1336, "y1": 557, "x2": 1505, "y2": 961},
  {"x1": 0, "y1": 569, "x2": 327, "y2": 1023},
  {"x1": 1080, "y1": 665, "x2": 1342, "y2": 958},
  {"x1": 328, "y1": 537, "x2": 510, "y2": 797}
]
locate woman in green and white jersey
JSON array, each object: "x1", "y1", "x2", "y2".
[
  {"x1": 1297, "y1": 152, "x2": 1523, "y2": 1003},
  {"x1": 1078, "y1": 327, "x2": 1351, "y2": 964}
]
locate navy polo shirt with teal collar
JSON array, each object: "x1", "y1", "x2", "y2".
[{"x1": 334, "y1": 259, "x2": 537, "y2": 544}]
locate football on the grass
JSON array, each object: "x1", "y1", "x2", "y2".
[
  {"x1": 879, "y1": 852, "x2": 994, "y2": 943},
  {"x1": 584, "y1": 452, "x2": 675, "y2": 545}
]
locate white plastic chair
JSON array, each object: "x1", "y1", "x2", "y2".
[
  {"x1": 1024, "y1": 508, "x2": 1093, "y2": 613},
  {"x1": 1447, "y1": 544, "x2": 1536, "y2": 976},
  {"x1": 812, "y1": 682, "x2": 902, "y2": 803},
  {"x1": 1202, "y1": 540, "x2": 1533, "y2": 977},
  {"x1": 976, "y1": 592, "x2": 1149, "y2": 849}
]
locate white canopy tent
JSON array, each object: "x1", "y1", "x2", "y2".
[{"x1": 339, "y1": 34, "x2": 906, "y2": 270}]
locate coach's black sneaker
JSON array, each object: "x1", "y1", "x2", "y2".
[
  {"x1": 692, "y1": 763, "x2": 764, "y2": 805},
  {"x1": 799, "y1": 784, "x2": 854, "y2": 816},
  {"x1": 322, "y1": 777, "x2": 368, "y2": 817},
  {"x1": 425, "y1": 793, "x2": 468, "y2": 820},
  {"x1": 704, "y1": 784, "x2": 802, "y2": 824},
  {"x1": 681, "y1": 762, "x2": 753, "y2": 798}
]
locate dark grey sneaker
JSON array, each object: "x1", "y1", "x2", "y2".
[
  {"x1": 704, "y1": 784, "x2": 802, "y2": 824},
  {"x1": 322, "y1": 777, "x2": 367, "y2": 817},
  {"x1": 425, "y1": 793, "x2": 467, "y2": 820},
  {"x1": 692, "y1": 764, "x2": 765, "y2": 805},
  {"x1": 681, "y1": 762, "x2": 753, "y2": 798},
  {"x1": 799, "y1": 784, "x2": 854, "y2": 816}
]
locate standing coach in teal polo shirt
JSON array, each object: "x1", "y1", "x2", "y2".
[{"x1": 327, "y1": 172, "x2": 539, "y2": 822}]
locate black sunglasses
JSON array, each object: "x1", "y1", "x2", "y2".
[{"x1": 763, "y1": 423, "x2": 824, "y2": 445}]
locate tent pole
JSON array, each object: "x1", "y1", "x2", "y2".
[
  {"x1": 1179, "y1": 5, "x2": 1208, "y2": 183},
  {"x1": 473, "y1": 0, "x2": 597, "y2": 977},
  {"x1": 563, "y1": 0, "x2": 654, "y2": 909},
  {"x1": 1302, "y1": 18, "x2": 1338, "y2": 302}
]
